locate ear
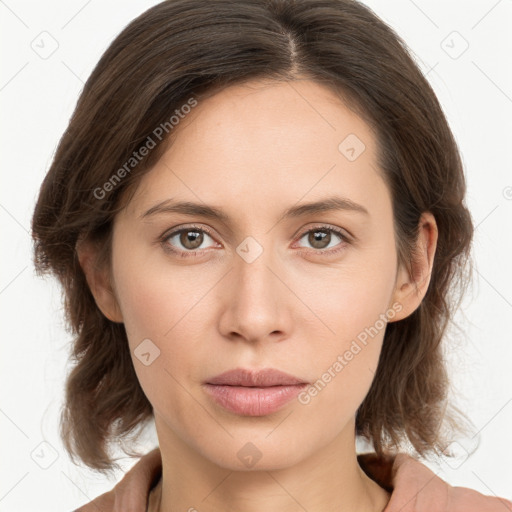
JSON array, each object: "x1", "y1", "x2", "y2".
[
  {"x1": 76, "y1": 238, "x2": 124, "y2": 323},
  {"x1": 388, "y1": 211, "x2": 438, "y2": 322}
]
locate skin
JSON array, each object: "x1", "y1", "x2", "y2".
[{"x1": 79, "y1": 79, "x2": 438, "y2": 512}]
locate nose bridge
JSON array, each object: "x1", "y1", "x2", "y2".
[{"x1": 234, "y1": 233, "x2": 279, "y2": 305}]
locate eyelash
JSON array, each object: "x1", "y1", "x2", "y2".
[{"x1": 159, "y1": 224, "x2": 351, "y2": 259}]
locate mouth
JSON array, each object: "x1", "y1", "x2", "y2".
[{"x1": 203, "y1": 368, "x2": 309, "y2": 416}]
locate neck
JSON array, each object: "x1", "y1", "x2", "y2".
[{"x1": 154, "y1": 417, "x2": 390, "y2": 512}]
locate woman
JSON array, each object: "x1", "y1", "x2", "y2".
[{"x1": 31, "y1": 0, "x2": 511, "y2": 510}]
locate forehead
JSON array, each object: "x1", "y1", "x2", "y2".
[{"x1": 123, "y1": 79, "x2": 389, "y2": 225}]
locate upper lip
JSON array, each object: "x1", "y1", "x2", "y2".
[{"x1": 205, "y1": 368, "x2": 308, "y2": 387}]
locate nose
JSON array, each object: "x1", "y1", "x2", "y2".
[{"x1": 217, "y1": 238, "x2": 293, "y2": 345}]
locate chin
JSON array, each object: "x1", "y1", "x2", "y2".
[{"x1": 197, "y1": 432, "x2": 311, "y2": 472}]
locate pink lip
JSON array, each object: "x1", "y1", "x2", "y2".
[{"x1": 203, "y1": 368, "x2": 309, "y2": 416}]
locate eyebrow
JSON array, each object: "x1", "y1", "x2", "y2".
[{"x1": 140, "y1": 196, "x2": 369, "y2": 222}]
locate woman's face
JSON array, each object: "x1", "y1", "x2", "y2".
[{"x1": 108, "y1": 79, "x2": 408, "y2": 470}]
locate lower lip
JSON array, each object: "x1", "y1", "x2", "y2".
[{"x1": 203, "y1": 383, "x2": 308, "y2": 416}]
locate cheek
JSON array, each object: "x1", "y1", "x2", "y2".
[
  {"x1": 111, "y1": 259, "x2": 204, "y2": 422},
  {"x1": 301, "y1": 245, "x2": 396, "y2": 347},
  {"x1": 297, "y1": 247, "x2": 397, "y2": 413},
  {"x1": 298, "y1": 292, "x2": 388, "y2": 431},
  {"x1": 112, "y1": 244, "x2": 205, "y2": 345}
]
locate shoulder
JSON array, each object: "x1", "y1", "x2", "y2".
[
  {"x1": 381, "y1": 453, "x2": 512, "y2": 512},
  {"x1": 73, "y1": 448, "x2": 162, "y2": 512},
  {"x1": 73, "y1": 488, "x2": 115, "y2": 512}
]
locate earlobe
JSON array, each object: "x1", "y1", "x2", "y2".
[
  {"x1": 388, "y1": 212, "x2": 438, "y2": 322},
  {"x1": 76, "y1": 238, "x2": 124, "y2": 323}
]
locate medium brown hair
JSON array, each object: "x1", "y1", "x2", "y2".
[{"x1": 32, "y1": 0, "x2": 474, "y2": 475}]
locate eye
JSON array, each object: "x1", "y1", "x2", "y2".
[
  {"x1": 295, "y1": 225, "x2": 350, "y2": 254},
  {"x1": 161, "y1": 225, "x2": 218, "y2": 258}
]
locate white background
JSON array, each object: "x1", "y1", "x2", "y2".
[{"x1": 1, "y1": 0, "x2": 511, "y2": 510}]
